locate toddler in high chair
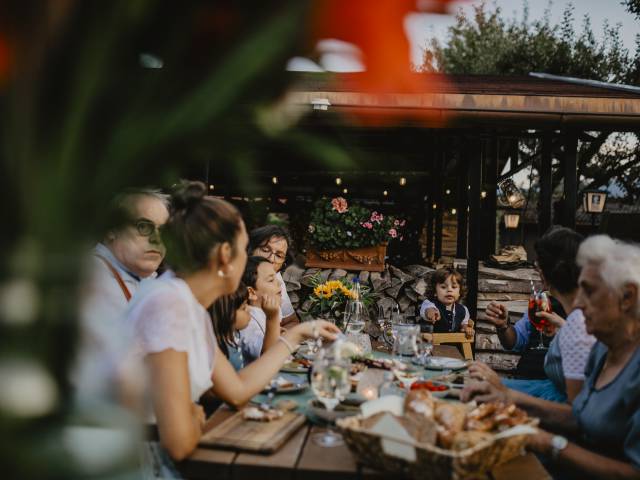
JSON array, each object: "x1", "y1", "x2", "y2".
[{"x1": 419, "y1": 267, "x2": 475, "y2": 339}]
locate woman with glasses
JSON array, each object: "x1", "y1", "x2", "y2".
[
  {"x1": 248, "y1": 225, "x2": 300, "y2": 327},
  {"x1": 74, "y1": 188, "x2": 170, "y2": 400}
]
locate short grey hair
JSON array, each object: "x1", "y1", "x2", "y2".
[
  {"x1": 576, "y1": 234, "x2": 640, "y2": 314},
  {"x1": 104, "y1": 187, "x2": 169, "y2": 237}
]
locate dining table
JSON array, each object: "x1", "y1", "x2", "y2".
[{"x1": 177, "y1": 343, "x2": 551, "y2": 480}]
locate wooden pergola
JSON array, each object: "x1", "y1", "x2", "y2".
[{"x1": 216, "y1": 72, "x2": 640, "y2": 317}]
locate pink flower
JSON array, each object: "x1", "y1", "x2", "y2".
[
  {"x1": 394, "y1": 219, "x2": 400, "y2": 227},
  {"x1": 331, "y1": 197, "x2": 348, "y2": 213},
  {"x1": 400, "y1": 235, "x2": 404, "y2": 241},
  {"x1": 370, "y1": 211, "x2": 384, "y2": 223},
  {"x1": 389, "y1": 228, "x2": 398, "y2": 238},
  {"x1": 362, "y1": 221, "x2": 373, "y2": 229},
  {"x1": 399, "y1": 219, "x2": 406, "y2": 227}
]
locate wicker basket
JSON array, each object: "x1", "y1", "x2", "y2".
[{"x1": 337, "y1": 415, "x2": 538, "y2": 480}]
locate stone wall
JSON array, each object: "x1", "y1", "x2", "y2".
[{"x1": 281, "y1": 261, "x2": 542, "y2": 373}]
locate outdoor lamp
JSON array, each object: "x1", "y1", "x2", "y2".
[
  {"x1": 311, "y1": 98, "x2": 331, "y2": 111},
  {"x1": 582, "y1": 189, "x2": 608, "y2": 214},
  {"x1": 503, "y1": 212, "x2": 520, "y2": 229},
  {"x1": 498, "y1": 178, "x2": 525, "y2": 209}
]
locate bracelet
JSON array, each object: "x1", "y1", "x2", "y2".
[{"x1": 278, "y1": 336, "x2": 295, "y2": 355}]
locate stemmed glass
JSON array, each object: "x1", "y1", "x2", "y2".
[
  {"x1": 310, "y1": 354, "x2": 351, "y2": 447},
  {"x1": 528, "y1": 288, "x2": 552, "y2": 350}
]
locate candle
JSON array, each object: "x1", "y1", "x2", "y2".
[{"x1": 361, "y1": 385, "x2": 378, "y2": 401}]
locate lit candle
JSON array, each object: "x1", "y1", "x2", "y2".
[{"x1": 361, "y1": 385, "x2": 378, "y2": 401}]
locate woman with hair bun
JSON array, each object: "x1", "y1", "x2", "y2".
[
  {"x1": 479, "y1": 226, "x2": 595, "y2": 403},
  {"x1": 127, "y1": 180, "x2": 339, "y2": 468}
]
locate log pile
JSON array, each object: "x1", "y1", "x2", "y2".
[{"x1": 283, "y1": 261, "x2": 542, "y2": 373}]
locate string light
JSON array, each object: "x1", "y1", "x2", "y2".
[
  {"x1": 209, "y1": 184, "x2": 215, "y2": 191},
  {"x1": 432, "y1": 203, "x2": 437, "y2": 209},
  {"x1": 399, "y1": 177, "x2": 407, "y2": 186},
  {"x1": 383, "y1": 190, "x2": 388, "y2": 196},
  {"x1": 335, "y1": 177, "x2": 342, "y2": 186},
  {"x1": 481, "y1": 191, "x2": 487, "y2": 199},
  {"x1": 343, "y1": 188, "x2": 348, "y2": 194},
  {"x1": 445, "y1": 189, "x2": 451, "y2": 195},
  {"x1": 468, "y1": 185, "x2": 471, "y2": 190},
  {"x1": 272, "y1": 176, "x2": 278, "y2": 185},
  {"x1": 451, "y1": 208, "x2": 457, "y2": 215}
]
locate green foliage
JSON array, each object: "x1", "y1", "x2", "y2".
[
  {"x1": 308, "y1": 197, "x2": 405, "y2": 250},
  {"x1": 423, "y1": 1, "x2": 635, "y2": 84}
]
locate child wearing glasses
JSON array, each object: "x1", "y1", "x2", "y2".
[{"x1": 419, "y1": 267, "x2": 474, "y2": 338}]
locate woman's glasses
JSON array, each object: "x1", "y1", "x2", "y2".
[{"x1": 259, "y1": 246, "x2": 286, "y2": 263}]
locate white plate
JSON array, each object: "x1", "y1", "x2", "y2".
[{"x1": 423, "y1": 356, "x2": 468, "y2": 371}]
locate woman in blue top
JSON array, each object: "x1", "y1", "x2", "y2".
[{"x1": 463, "y1": 235, "x2": 640, "y2": 479}]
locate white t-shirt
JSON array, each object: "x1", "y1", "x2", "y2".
[
  {"x1": 557, "y1": 309, "x2": 596, "y2": 381},
  {"x1": 73, "y1": 243, "x2": 154, "y2": 400},
  {"x1": 277, "y1": 271, "x2": 295, "y2": 318},
  {"x1": 238, "y1": 306, "x2": 267, "y2": 363},
  {"x1": 128, "y1": 271, "x2": 217, "y2": 403}
]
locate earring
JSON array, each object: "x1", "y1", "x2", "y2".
[{"x1": 217, "y1": 270, "x2": 226, "y2": 278}]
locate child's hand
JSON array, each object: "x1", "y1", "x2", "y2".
[
  {"x1": 261, "y1": 294, "x2": 281, "y2": 321},
  {"x1": 462, "y1": 319, "x2": 475, "y2": 339},
  {"x1": 425, "y1": 307, "x2": 440, "y2": 323},
  {"x1": 463, "y1": 326, "x2": 475, "y2": 339}
]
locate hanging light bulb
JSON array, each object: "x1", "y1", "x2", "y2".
[
  {"x1": 272, "y1": 176, "x2": 278, "y2": 185},
  {"x1": 445, "y1": 189, "x2": 451, "y2": 195},
  {"x1": 451, "y1": 208, "x2": 457, "y2": 215},
  {"x1": 481, "y1": 191, "x2": 487, "y2": 199},
  {"x1": 383, "y1": 190, "x2": 388, "y2": 196},
  {"x1": 399, "y1": 177, "x2": 407, "y2": 186},
  {"x1": 343, "y1": 188, "x2": 348, "y2": 194},
  {"x1": 432, "y1": 203, "x2": 437, "y2": 209},
  {"x1": 335, "y1": 177, "x2": 342, "y2": 186},
  {"x1": 209, "y1": 184, "x2": 215, "y2": 191}
]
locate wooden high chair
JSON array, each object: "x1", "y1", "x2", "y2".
[{"x1": 425, "y1": 319, "x2": 475, "y2": 360}]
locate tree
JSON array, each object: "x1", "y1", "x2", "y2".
[{"x1": 422, "y1": 1, "x2": 640, "y2": 202}]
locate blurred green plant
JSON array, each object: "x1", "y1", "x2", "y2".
[{"x1": 0, "y1": 1, "x2": 356, "y2": 478}]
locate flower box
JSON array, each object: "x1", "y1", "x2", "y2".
[{"x1": 305, "y1": 243, "x2": 387, "y2": 272}]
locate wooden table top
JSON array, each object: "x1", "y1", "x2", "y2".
[{"x1": 178, "y1": 345, "x2": 551, "y2": 480}]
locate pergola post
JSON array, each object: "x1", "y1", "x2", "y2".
[
  {"x1": 482, "y1": 136, "x2": 498, "y2": 258},
  {"x1": 456, "y1": 140, "x2": 469, "y2": 258},
  {"x1": 562, "y1": 131, "x2": 578, "y2": 229},
  {"x1": 539, "y1": 131, "x2": 553, "y2": 234},
  {"x1": 467, "y1": 136, "x2": 482, "y2": 319},
  {"x1": 426, "y1": 182, "x2": 434, "y2": 260},
  {"x1": 434, "y1": 145, "x2": 445, "y2": 260}
]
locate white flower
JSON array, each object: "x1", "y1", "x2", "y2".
[
  {"x1": 347, "y1": 231, "x2": 352, "y2": 237},
  {"x1": 308, "y1": 224, "x2": 316, "y2": 233}
]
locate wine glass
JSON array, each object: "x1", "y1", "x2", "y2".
[
  {"x1": 310, "y1": 354, "x2": 351, "y2": 447},
  {"x1": 528, "y1": 290, "x2": 552, "y2": 350}
]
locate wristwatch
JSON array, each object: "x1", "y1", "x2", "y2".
[{"x1": 550, "y1": 435, "x2": 568, "y2": 460}]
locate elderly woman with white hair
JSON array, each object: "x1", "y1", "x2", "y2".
[{"x1": 463, "y1": 235, "x2": 640, "y2": 479}]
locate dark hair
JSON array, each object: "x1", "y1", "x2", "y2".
[
  {"x1": 163, "y1": 180, "x2": 243, "y2": 273},
  {"x1": 430, "y1": 267, "x2": 466, "y2": 300},
  {"x1": 248, "y1": 225, "x2": 292, "y2": 267},
  {"x1": 534, "y1": 226, "x2": 584, "y2": 294},
  {"x1": 103, "y1": 187, "x2": 169, "y2": 238},
  {"x1": 242, "y1": 256, "x2": 272, "y2": 289},
  {"x1": 210, "y1": 283, "x2": 249, "y2": 357}
]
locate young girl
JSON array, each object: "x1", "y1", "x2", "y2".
[
  {"x1": 419, "y1": 267, "x2": 474, "y2": 338},
  {"x1": 210, "y1": 283, "x2": 251, "y2": 371}
]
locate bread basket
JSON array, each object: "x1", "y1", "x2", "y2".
[{"x1": 337, "y1": 415, "x2": 538, "y2": 480}]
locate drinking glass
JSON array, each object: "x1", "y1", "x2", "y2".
[
  {"x1": 414, "y1": 335, "x2": 434, "y2": 366},
  {"x1": 392, "y1": 322, "x2": 420, "y2": 359},
  {"x1": 311, "y1": 355, "x2": 351, "y2": 447},
  {"x1": 528, "y1": 290, "x2": 552, "y2": 350},
  {"x1": 344, "y1": 300, "x2": 365, "y2": 334}
]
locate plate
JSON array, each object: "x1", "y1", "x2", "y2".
[
  {"x1": 280, "y1": 360, "x2": 311, "y2": 373},
  {"x1": 422, "y1": 356, "x2": 468, "y2": 371},
  {"x1": 306, "y1": 395, "x2": 363, "y2": 423},
  {"x1": 263, "y1": 375, "x2": 309, "y2": 394}
]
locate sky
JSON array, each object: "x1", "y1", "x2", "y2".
[
  {"x1": 406, "y1": 0, "x2": 639, "y2": 69},
  {"x1": 289, "y1": 0, "x2": 640, "y2": 72}
]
